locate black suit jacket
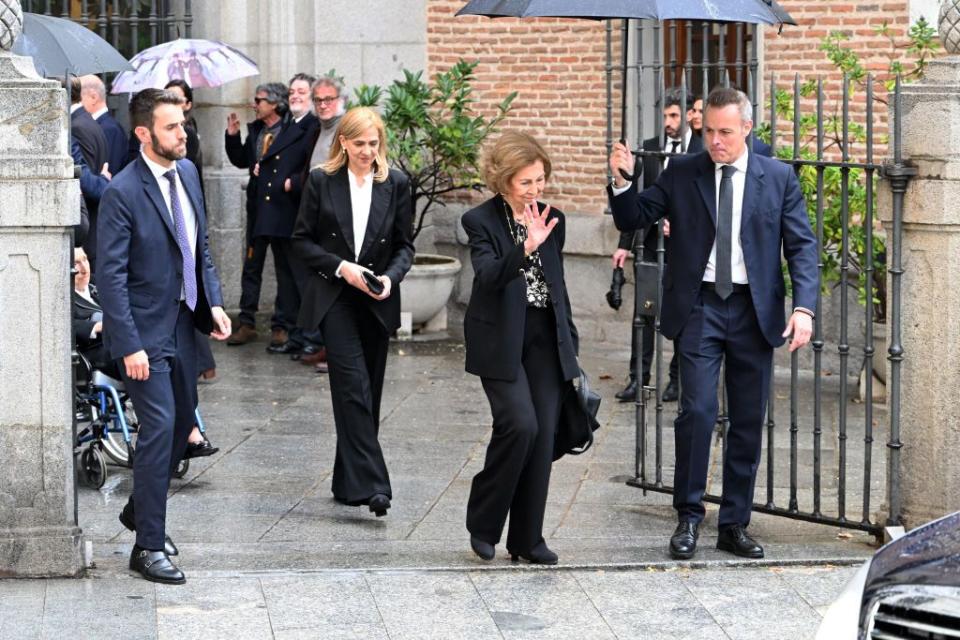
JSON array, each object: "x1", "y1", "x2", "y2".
[
  {"x1": 72, "y1": 286, "x2": 103, "y2": 349},
  {"x1": 608, "y1": 150, "x2": 818, "y2": 348},
  {"x1": 72, "y1": 108, "x2": 109, "y2": 174},
  {"x1": 461, "y1": 195, "x2": 580, "y2": 382},
  {"x1": 226, "y1": 113, "x2": 319, "y2": 239},
  {"x1": 94, "y1": 111, "x2": 129, "y2": 174},
  {"x1": 291, "y1": 166, "x2": 415, "y2": 333}
]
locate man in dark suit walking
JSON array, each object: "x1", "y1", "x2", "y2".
[
  {"x1": 68, "y1": 76, "x2": 111, "y2": 271},
  {"x1": 80, "y1": 74, "x2": 129, "y2": 175},
  {"x1": 97, "y1": 88, "x2": 231, "y2": 584},
  {"x1": 609, "y1": 87, "x2": 817, "y2": 560}
]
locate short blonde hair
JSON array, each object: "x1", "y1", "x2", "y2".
[
  {"x1": 483, "y1": 131, "x2": 552, "y2": 195},
  {"x1": 322, "y1": 106, "x2": 390, "y2": 183}
]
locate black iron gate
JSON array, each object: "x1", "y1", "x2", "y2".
[
  {"x1": 606, "y1": 19, "x2": 910, "y2": 538},
  {"x1": 22, "y1": 0, "x2": 192, "y2": 59}
]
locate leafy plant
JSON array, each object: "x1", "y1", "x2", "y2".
[
  {"x1": 755, "y1": 17, "x2": 937, "y2": 323},
  {"x1": 352, "y1": 60, "x2": 516, "y2": 240}
]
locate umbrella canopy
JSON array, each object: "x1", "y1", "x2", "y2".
[
  {"x1": 457, "y1": 0, "x2": 795, "y2": 25},
  {"x1": 11, "y1": 13, "x2": 133, "y2": 77},
  {"x1": 110, "y1": 38, "x2": 259, "y2": 94}
]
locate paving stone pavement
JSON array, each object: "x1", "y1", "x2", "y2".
[{"x1": 2, "y1": 336, "x2": 881, "y2": 638}]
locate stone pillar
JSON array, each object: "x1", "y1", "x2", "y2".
[
  {"x1": 880, "y1": 1, "x2": 960, "y2": 527},
  {"x1": 0, "y1": 2, "x2": 84, "y2": 577}
]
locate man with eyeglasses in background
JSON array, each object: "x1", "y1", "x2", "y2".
[{"x1": 225, "y1": 82, "x2": 304, "y2": 352}]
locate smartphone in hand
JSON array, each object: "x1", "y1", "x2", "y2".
[{"x1": 362, "y1": 270, "x2": 385, "y2": 295}]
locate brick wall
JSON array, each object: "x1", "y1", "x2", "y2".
[
  {"x1": 426, "y1": 1, "x2": 915, "y2": 214},
  {"x1": 427, "y1": 1, "x2": 620, "y2": 215}
]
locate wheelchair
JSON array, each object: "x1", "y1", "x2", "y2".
[{"x1": 73, "y1": 351, "x2": 202, "y2": 489}]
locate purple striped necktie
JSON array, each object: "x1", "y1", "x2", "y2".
[{"x1": 163, "y1": 169, "x2": 198, "y2": 311}]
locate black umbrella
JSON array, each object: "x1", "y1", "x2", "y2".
[
  {"x1": 457, "y1": 0, "x2": 796, "y2": 176},
  {"x1": 12, "y1": 13, "x2": 132, "y2": 77}
]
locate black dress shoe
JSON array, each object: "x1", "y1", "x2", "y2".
[
  {"x1": 717, "y1": 524, "x2": 764, "y2": 558},
  {"x1": 266, "y1": 340, "x2": 302, "y2": 355},
  {"x1": 183, "y1": 439, "x2": 219, "y2": 459},
  {"x1": 119, "y1": 508, "x2": 179, "y2": 556},
  {"x1": 129, "y1": 546, "x2": 185, "y2": 585},
  {"x1": 470, "y1": 536, "x2": 495, "y2": 561},
  {"x1": 661, "y1": 379, "x2": 679, "y2": 402},
  {"x1": 509, "y1": 540, "x2": 558, "y2": 565},
  {"x1": 615, "y1": 380, "x2": 639, "y2": 402},
  {"x1": 368, "y1": 493, "x2": 391, "y2": 517},
  {"x1": 669, "y1": 521, "x2": 699, "y2": 559}
]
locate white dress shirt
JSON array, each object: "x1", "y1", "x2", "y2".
[
  {"x1": 92, "y1": 106, "x2": 109, "y2": 120},
  {"x1": 141, "y1": 152, "x2": 198, "y2": 300},
  {"x1": 336, "y1": 169, "x2": 375, "y2": 276},
  {"x1": 703, "y1": 148, "x2": 749, "y2": 285}
]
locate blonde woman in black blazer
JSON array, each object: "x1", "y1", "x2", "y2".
[
  {"x1": 462, "y1": 132, "x2": 580, "y2": 564},
  {"x1": 292, "y1": 107, "x2": 415, "y2": 517}
]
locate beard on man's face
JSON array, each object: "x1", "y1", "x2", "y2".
[{"x1": 150, "y1": 131, "x2": 187, "y2": 162}]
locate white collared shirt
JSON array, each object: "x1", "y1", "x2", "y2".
[
  {"x1": 662, "y1": 129, "x2": 692, "y2": 168},
  {"x1": 347, "y1": 168, "x2": 373, "y2": 261},
  {"x1": 70, "y1": 103, "x2": 83, "y2": 115},
  {"x1": 92, "y1": 106, "x2": 109, "y2": 120},
  {"x1": 703, "y1": 148, "x2": 749, "y2": 285}
]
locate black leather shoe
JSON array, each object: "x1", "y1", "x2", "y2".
[
  {"x1": 509, "y1": 541, "x2": 558, "y2": 565},
  {"x1": 470, "y1": 536, "x2": 495, "y2": 561},
  {"x1": 119, "y1": 508, "x2": 179, "y2": 556},
  {"x1": 292, "y1": 344, "x2": 320, "y2": 362},
  {"x1": 717, "y1": 524, "x2": 764, "y2": 558},
  {"x1": 129, "y1": 545, "x2": 185, "y2": 585},
  {"x1": 661, "y1": 379, "x2": 679, "y2": 402},
  {"x1": 669, "y1": 521, "x2": 699, "y2": 559},
  {"x1": 183, "y1": 439, "x2": 219, "y2": 459},
  {"x1": 266, "y1": 340, "x2": 302, "y2": 355},
  {"x1": 368, "y1": 493, "x2": 391, "y2": 517},
  {"x1": 615, "y1": 380, "x2": 638, "y2": 402}
]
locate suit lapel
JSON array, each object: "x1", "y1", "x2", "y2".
[
  {"x1": 137, "y1": 157, "x2": 177, "y2": 242},
  {"x1": 695, "y1": 154, "x2": 717, "y2": 227},
  {"x1": 267, "y1": 115, "x2": 310, "y2": 156},
  {"x1": 358, "y1": 177, "x2": 393, "y2": 261},
  {"x1": 741, "y1": 151, "x2": 765, "y2": 228},
  {"x1": 331, "y1": 169, "x2": 356, "y2": 257}
]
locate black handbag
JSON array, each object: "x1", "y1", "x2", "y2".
[{"x1": 553, "y1": 366, "x2": 602, "y2": 460}]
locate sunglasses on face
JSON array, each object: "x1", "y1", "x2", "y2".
[
  {"x1": 313, "y1": 96, "x2": 339, "y2": 105},
  {"x1": 253, "y1": 97, "x2": 274, "y2": 105}
]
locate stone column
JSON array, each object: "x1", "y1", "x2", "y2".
[
  {"x1": 880, "y1": 1, "x2": 960, "y2": 527},
  {"x1": 0, "y1": 2, "x2": 84, "y2": 577}
]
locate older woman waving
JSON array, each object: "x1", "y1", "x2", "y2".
[
  {"x1": 292, "y1": 107, "x2": 415, "y2": 517},
  {"x1": 462, "y1": 132, "x2": 580, "y2": 565}
]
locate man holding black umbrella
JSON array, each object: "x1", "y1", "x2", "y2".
[{"x1": 608, "y1": 87, "x2": 817, "y2": 561}]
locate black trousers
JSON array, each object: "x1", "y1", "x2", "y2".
[
  {"x1": 467, "y1": 307, "x2": 565, "y2": 554},
  {"x1": 673, "y1": 288, "x2": 773, "y2": 527},
  {"x1": 120, "y1": 304, "x2": 198, "y2": 550},
  {"x1": 321, "y1": 287, "x2": 391, "y2": 503},
  {"x1": 238, "y1": 235, "x2": 300, "y2": 332}
]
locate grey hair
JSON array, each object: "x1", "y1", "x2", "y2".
[
  {"x1": 311, "y1": 76, "x2": 343, "y2": 97},
  {"x1": 255, "y1": 82, "x2": 289, "y2": 115},
  {"x1": 705, "y1": 87, "x2": 753, "y2": 123},
  {"x1": 80, "y1": 74, "x2": 106, "y2": 102}
]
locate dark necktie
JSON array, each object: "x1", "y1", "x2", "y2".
[
  {"x1": 669, "y1": 140, "x2": 681, "y2": 155},
  {"x1": 715, "y1": 165, "x2": 736, "y2": 300},
  {"x1": 163, "y1": 170, "x2": 198, "y2": 311}
]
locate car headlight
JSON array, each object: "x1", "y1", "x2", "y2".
[{"x1": 815, "y1": 561, "x2": 871, "y2": 640}]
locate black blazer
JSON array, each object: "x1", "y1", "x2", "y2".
[
  {"x1": 226, "y1": 113, "x2": 320, "y2": 239},
  {"x1": 71, "y1": 108, "x2": 109, "y2": 174},
  {"x1": 461, "y1": 195, "x2": 580, "y2": 382},
  {"x1": 72, "y1": 286, "x2": 103, "y2": 349},
  {"x1": 291, "y1": 166, "x2": 415, "y2": 333}
]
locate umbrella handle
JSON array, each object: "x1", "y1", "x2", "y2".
[{"x1": 618, "y1": 138, "x2": 637, "y2": 183}]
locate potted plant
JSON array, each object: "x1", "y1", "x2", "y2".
[
  {"x1": 354, "y1": 60, "x2": 516, "y2": 330},
  {"x1": 756, "y1": 18, "x2": 937, "y2": 389}
]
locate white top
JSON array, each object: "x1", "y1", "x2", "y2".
[
  {"x1": 663, "y1": 128, "x2": 692, "y2": 168},
  {"x1": 703, "y1": 148, "x2": 749, "y2": 285},
  {"x1": 92, "y1": 106, "x2": 109, "y2": 120},
  {"x1": 348, "y1": 168, "x2": 373, "y2": 261}
]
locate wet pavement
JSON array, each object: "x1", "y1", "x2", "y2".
[{"x1": 2, "y1": 335, "x2": 879, "y2": 639}]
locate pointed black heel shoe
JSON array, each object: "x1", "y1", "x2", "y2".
[
  {"x1": 470, "y1": 536, "x2": 495, "y2": 561},
  {"x1": 508, "y1": 541, "x2": 558, "y2": 565},
  {"x1": 368, "y1": 493, "x2": 391, "y2": 517}
]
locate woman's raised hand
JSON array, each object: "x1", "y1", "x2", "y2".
[{"x1": 522, "y1": 203, "x2": 558, "y2": 255}]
